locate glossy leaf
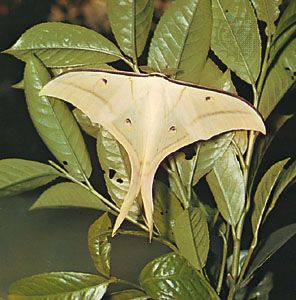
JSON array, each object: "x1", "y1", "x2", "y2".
[
  {"x1": 245, "y1": 223, "x2": 296, "y2": 282},
  {"x1": 251, "y1": 159, "x2": 289, "y2": 237},
  {"x1": 73, "y1": 108, "x2": 100, "y2": 138},
  {"x1": 8, "y1": 272, "x2": 111, "y2": 300},
  {"x1": 259, "y1": 39, "x2": 296, "y2": 119},
  {"x1": 139, "y1": 253, "x2": 219, "y2": 300},
  {"x1": 0, "y1": 159, "x2": 60, "y2": 197},
  {"x1": 31, "y1": 182, "x2": 109, "y2": 211},
  {"x1": 248, "y1": 114, "x2": 293, "y2": 191},
  {"x1": 24, "y1": 55, "x2": 92, "y2": 181},
  {"x1": 148, "y1": 0, "x2": 212, "y2": 83},
  {"x1": 211, "y1": 0, "x2": 261, "y2": 84},
  {"x1": 153, "y1": 181, "x2": 183, "y2": 242},
  {"x1": 206, "y1": 148, "x2": 245, "y2": 226},
  {"x1": 96, "y1": 127, "x2": 140, "y2": 218},
  {"x1": 265, "y1": 159, "x2": 296, "y2": 220},
  {"x1": 88, "y1": 213, "x2": 112, "y2": 277},
  {"x1": 250, "y1": 0, "x2": 282, "y2": 36},
  {"x1": 107, "y1": 0, "x2": 153, "y2": 60},
  {"x1": 4, "y1": 22, "x2": 123, "y2": 67},
  {"x1": 107, "y1": 290, "x2": 148, "y2": 300},
  {"x1": 174, "y1": 207, "x2": 209, "y2": 270}
]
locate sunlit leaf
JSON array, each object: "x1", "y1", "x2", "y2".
[
  {"x1": 139, "y1": 253, "x2": 219, "y2": 300},
  {"x1": 73, "y1": 108, "x2": 100, "y2": 138},
  {"x1": 88, "y1": 213, "x2": 112, "y2": 277},
  {"x1": 206, "y1": 148, "x2": 245, "y2": 226},
  {"x1": 4, "y1": 22, "x2": 123, "y2": 67},
  {"x1": 211, "y1": 0, "x2": 261, "y2": 84},
  {"x1": 96, "y1": 128, "x2": 140, "y2": 218},
  {"x1": 31, "y1": 182, "x2": 109, "y2": 212},
  {"x1": 8, "y1": 272, "x2": 111, "y2": 300},
  {"x1": 148, "y1": 0, "x2": 212, "y2": 83},
  {"x1": 107, "y1": 0, "x2": 153, "y2": 60},
  {"x1": 107, "y1": 289, "x2": 148, "y2": 300},
  {"x1": 174, "y1": 207, "x2": 209, "y2": 270},
  {"x1": 250, "y1": 0, "x2": 282, "y2": 36},
  {"x1": 24, "y1": 55, "x2": 92, "y2": 181},
  {"x1": 259, "y1": 39, "x2": 296, "y2": 119},
  {"x1": 264, "y1": 159, "x2": 296, "y2": 220},
  {"x1": 0, "y1": 159, "x2": 60, "y2": 197},
  {"x1": 153, "y1": 181, "x2": 183, "y2": 242},
  {"x1": 194, "y1": 133, "x2": 234, "y2": 185},
  {"x1": 251, "y1": 159, "x2": 289, "y2": 237},
  {"x1": 244, "y1": 223, "x2": 296, "y2": 282}
]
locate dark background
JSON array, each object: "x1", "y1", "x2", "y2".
[{"x1": 0, "y1": 0, "x2": 295, "y2": 299}]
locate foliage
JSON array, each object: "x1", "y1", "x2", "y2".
[{"x1": 1, "y1": 0, "x2": 295, "y2": 299}]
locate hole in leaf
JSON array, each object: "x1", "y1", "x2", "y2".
[
  {"x1": 102, "y1": 78, "x2": 107, "y2": 84},
  {"x1": 285, "y1": 67, "x2": 291, "y2": 71},
  {"x1": 225, "y1": 9, "x2": 229, "y2": 13},
  {"x1": 63, "y1": 161, "x2": 68, "y2": 165},
  {"x1": 109, "y1": 169, "x2": 116, "y2": 179},
  {"x1": 116, "y1": 178, "x2": 123, "y2": 184}
]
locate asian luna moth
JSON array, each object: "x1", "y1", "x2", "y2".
[{"x1": 40, "y1": 69, "x2": 266, "y2": 239}]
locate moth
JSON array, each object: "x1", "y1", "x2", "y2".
[{"x1": 40, "y1": 69, "x2": 266, "y2": 239}]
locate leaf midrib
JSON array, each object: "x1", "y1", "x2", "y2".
[{"x1": 215, "y1": 0, "x2": 255, "y2": 84}]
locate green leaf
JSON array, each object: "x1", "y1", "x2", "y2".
[
  {"x1": 31, "y1": 182, "x2": 109, "y2": 211},
  {"x1": 248, "y1": 113, "x2": 293, "y2": 191},
  {"x1": 245, "y1": 223, "x2": 296, "y2": 282},
  {"x1": 107, "y1": 289, "x2": 148, "y2": 300},
  {"x1": 73, "y1": 108, "x2": 100, "y2": 138},
  {"x1": 233, "y1": 131, "x2": 248, "y2": 155},
  {"x1": 174, "y1": 207, "x2": 209, "y2": 270},
  {"x1": 96, "y1": 127, "x2": 140, "y2": 218},
  {"x1": 107, "y1": 0, "x2": 153, "y2": 61},
  {"x1": 0, "y1": 159, "x2": 60, "y2": 197},
  {"x1": 194, "y1": 132, "x2": 234, "y2": 185},
  {"x1": 169, "y1": 144, "x2": 200, "y2": 202},
  {"x1": 259, "y1": 39, "x2": 296, "y2": 119},
  {"x1": 206, "y1": 147, "x2": 245, "y2": 226},
  {"x1": 199, "y1": 59, "x2": 236, "y2": 92},
  {"x1": 88, "y1": 213, "x2": 112, "y2": 277},
  {"x1": 211, "y1": 0, "x2": 261, "y2": 84},
  {"x1": 251, "y1": 159, "x2": 289, "y2": 237},
  {"x1": 250, "y1": 0, "x2": 282, "y2": 36},
  {"x1": 24, "y1": 55, "x2": 92, "y2": 181},
  {"x1": 4, "y1": 22, "x2": 123, "y2": 67},
  {"x1": 12, "y1": 79, "x2": 24, "y2": 89},
  {"x1": 264, "y1": 159, "x2": 296, "y2": 220},
  {"x1": 148, "y1": 0, "x2": 212, "y2": 83},
  {"x1": 274, "y1": 0, "x2": 296, "y2": 39},
  {"x1": 270, "y1": 18, "x2": 296, "y2": 62},
  {"x1": 8, "y1": 272, "x2": 111, "y2": 300},
  {"x1": 247, "y1": 272, "x2": 273, "y2": 300},
  {"x1": 153, "y1": 181, "x2": 183, "y2": 242},
  {"x1": 139, "y1": 253, "x2": 219, "y2": 300}
]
